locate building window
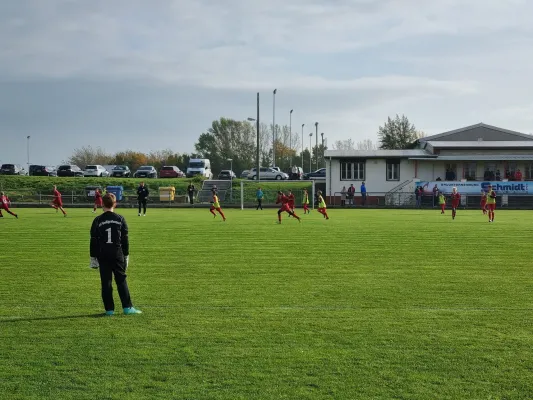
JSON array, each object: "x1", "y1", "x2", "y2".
[
  {"x1": 463, "y1": 162, "x2": 477, "y2": 181},
  {"x1": 525, "y1": 164, "x2": 533, "y2": 180},
  {"x1": 340, "y1": 160, "x2": 365, "y2": 181},
  {"x1": 505, "y1": 162, "x2": 517, "y2": 180},
  {"x1": 445, "y1": 163, "x2": 457, "y2": 181},
  {"x1": 484, "y1": 163, "x2": 496, "y2": 180},
  {"x1": 386, "y1": 160, "x2": 400, "y2": 181}
]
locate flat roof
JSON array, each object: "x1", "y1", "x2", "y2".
[
  {"x1": 324, "y1": 149, "x2": 433, "y2": 158},
  {"x1": 411, "y1": 155, "x2": 533, "y2": 161},
  {"x1": 425, "y1": 141, "x2": 533, "y2": 148}
]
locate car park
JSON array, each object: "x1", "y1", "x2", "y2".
[
  {"x1": 134, "y1": 166, "x2": 158, "y2": 178},
  {"x1": 218, "y1": 170, "x2": 237, "y2": 180},
  {"x1": 0, "y1": 164, "x2": 27, "y2": 175},
  {"x1": 57, "y1": 165, "x2": 84, "y2": 177},
  {"x1": 111, "y1": 165, "x2": 131, "y2": 178},
  {"x1": 159, "y1": 166, "x2": 185, "y2": 178},
  {"x1": 84, "y1": 165, "x2": 110, "y2": 177},
  {"x1": 29, "y1": 165, "x2": 57, "y2": 176},
  {"x1": 304, "y1": 168, "x2": 326, "y2": 180},
  {"x1": 247, "y1": 167, "x2": 289, "y2": 180}
]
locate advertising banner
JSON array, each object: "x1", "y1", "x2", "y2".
[{"x1": 417, "y1": 181, "x2": 533, "y2": 194}]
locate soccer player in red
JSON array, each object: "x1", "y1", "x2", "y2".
[
  {"x1": 317, "y1": 191, "x2": 329, "y2": 219},
  {"x1": 51, "y1": 185, "x2": 67, "y2": 217},
  {"x1": 480, "y1": 191, "x2": 487, "y2": 215},
  {"x1": 486, "y1": 184, "x2": 496, "y2": 222},
  {"x1": 302, "y1": 189, "x2": 310, "y2": 214},
  {"x1": 276, "y1": 191, "x2": 300, "y2": 223},
  {"x1": 0, "y1": 192, "x2": 18, "y2": 219},
  {"x1": 209, "y1": 189, "x2": 226, "y2": 221},
  {"x1": 287, "y1": 189, "x2": 295, "y2": 217},
  {"x1": 450, "y1": 187, "x2": 460, "y2": 220},
  {"x1": 93, "y1": 188, "x2": 103, "y2": 213}
]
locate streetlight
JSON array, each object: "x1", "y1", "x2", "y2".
[
  {"x1": 315, "y1": 122, "x2": 319, "y2": 171},
  {"x1": 272, "y1": 89, "x2": 277, "y2": 168},
  {"x1": 227, "y1": 158, "x2": 233, "y2": 201},
  {"x1": 321, "y1": 132, "x2": 325, "y2": 168},
  {"x1": 309, "y1": 132, "x2": 313, "y2": 172},
  {"x1": 289, "y1": 109, "x2": 293, "y2": 167},
  {"x1": 301, "y1": 124, "x2": 305, "y2": 171},
  {"x1": 27, "y1": 135, "x2": 31, "y2": 170}
]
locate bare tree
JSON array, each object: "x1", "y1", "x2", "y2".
[
  {"x1": 356, "y1": 139, "x2": 377, "y2": 150},
  {"x1": 332, "y1": 139, "x2": 355, "y2": 151},
  {"x1": 67, "y1": 146, "x2": 112, "y2": 168}
]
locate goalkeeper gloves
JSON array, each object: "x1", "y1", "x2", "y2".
[
  {"x1": 89, "y1": 257, "x2": 99, "y2": 269},
  {"x1": 125, "y1": 255, "x2": 129, "y2": 269}
]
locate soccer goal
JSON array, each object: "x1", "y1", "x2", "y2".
[{"x1": 237, "y1": 179, "x2": 316, "y2": 210}]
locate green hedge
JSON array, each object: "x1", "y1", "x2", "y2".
[{"x1": 0, "y1": 176, "x2": 313, "y2": 195}]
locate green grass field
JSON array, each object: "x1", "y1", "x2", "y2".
[{"x1": 1, "y1": 208, "x2": 532, "y2": 399}]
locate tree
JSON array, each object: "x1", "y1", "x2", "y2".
[
  {"x1": 378, "y1": 114, "x2": 419, "y2": 150},
  {"x1": 68, "y1": 146, "x2": 112, "y2": 168},
  {"x1": 357, "y1": 139, "x2": 377, "y2": 150},
  {"x1": 333, "y1": 139, "x2": 355, "y2": 151},
  {"x1": 112, "y1": 151, "x2": 148, "y2": 171}
]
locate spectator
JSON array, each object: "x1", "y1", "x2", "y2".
[
  {"x1": 347, "y1": 184, "x2": 355, "y2": 207},
  {"x1": 187, "y1": 182, "x2": 196, "y2": 205},
  {"x1": 515, "y1": 169, "x2": 523, "y2": 181},
  {"x1": 256, "y1": 187, "x2": 263, "y2": 210},
  {"x1": 436, "y1": 177, "x2": 442, "y2": 181},
  {"x1": 415, "y1": 186, "x2": 422, "y2": 208},
  {"x1": 360, "y1": 182, "x2": 367, "y2": 206},
  {"x1": 340, "y1": 186, "x2": 346, "y2": 207},
  {"x1": 496, "y1": 170, "x2": 501, "y2": 181},
  {"x1": 432, "y1": 184, "x2": 439, "y2": 208}
]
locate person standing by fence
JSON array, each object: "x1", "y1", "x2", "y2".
[
  {"x1": 137, "y1": 182, "x2": 149, "y2": 217},
  {"x1": 340, "y1": 186, "x2": 346, "y2": 207},
  {"x1": 187, "y1": 183, "x2": 196, "y2": 205},
  {"x1": 347, "y1": 184, "x2": 355, "y2": 207},
  {"x1": 360, "y1": 182, "x2": 367, "y2": 206},
  {"x1": 256, "y1": 187, "x2": 263, "y2": 210}
]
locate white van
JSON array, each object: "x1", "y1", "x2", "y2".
[{"x1": 186, "y1": 158, "x2": 213, "y2": 179}]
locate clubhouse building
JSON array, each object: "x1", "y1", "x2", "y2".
[{"x1": 324, "y1": 123, "x2": 533, "y2": 205}]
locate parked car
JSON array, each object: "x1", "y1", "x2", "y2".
[
  {"x1": 288, "y1": 166, "x2": 304, "y2": 180},
  {"x1": 134, "y1": 166, "x2": 158, "y2": 179},
  {"x1": 304, "y1": 168, "x2": 326, "y2": 180},
  {"x1": 111, "y1": 165, "x2": 131, "y2": 178},
  {"x1": 218, "y1": 170, "x2": 237, "y2": 180},
  {"x1": 29, "y1": 165, "x2": 57, "y2": 176},
  {"x1": 240, "y1": 170, "x2": 250, "y2": 179},
  {"x1": 160, "y1": 166, "x2": 185, "y2": 178},
  {"x1": 84, "y1": 165, "x2": 110, "y2": 177},
  {"x1": 247, "y1": 167, "x2": 289, "y2": 180},
  {"x1": 0, "y1": 164, "x2": 27, "y2": 175},
  {"x1": 56, "y1": 165, "x2": 84, "y2": 177}
]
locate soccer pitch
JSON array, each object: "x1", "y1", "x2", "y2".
[{"x1": 1, "y1": 208, "x2": 532, "y2": 399}]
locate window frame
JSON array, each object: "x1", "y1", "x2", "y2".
[
  {"x1": 386, "y1": 159, "x2": 400, "y2": 181},
  {"x1": 340, "y1": 159, "x2": 365, "y2": 181}
]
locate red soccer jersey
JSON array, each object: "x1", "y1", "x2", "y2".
[
  {"x1": 276, "y1": 194, "x2": 288, "y2": 205},
  {"x1": 54, "y1": 189, "x2": 62, "y2": 200},
  {"x1": 451, "y1": 192, "x2": 460, "y2": 204},
  {"x1": 287, "y1": 194, "x2": 295, "y2": 207},
  {"x1": 481, "y1": 193, "x2": 487, "y2": 203},
  {"x1": 95, "y1": 191, "x2": 102, "y2": 200},
  {"x1": 1, "y1": 195, "x2": 9, "y2": 207}
]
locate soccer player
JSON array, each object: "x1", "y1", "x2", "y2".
[
  {"x1": 89, "y1": 193, "x2": 142, "y2": 316},
  {"x1": 287, "y1": 189, "x2": 295, "y2": 215},
  {"x1": 450, "y1": 187, "x2": 460, "y2": 220},
  {"x1": 480, "y1": 191, "x2": 488, "y2": 215},
  {"x1": 302, "y1": 189, "x2": 310, "y2": 214},
  {"x1": 438, "y1": 192, "x2": 446, "y2": 214},
  {"x1": 486, "y1": 184, "x2": 496, "y2": 222},
  {"x1": 256, "y1": 187, "x2": 263, "y2": 210},
  {"x1": 209, "y1": 188, "x2": 226, "y2": 221},
  {"x1": 316, "y1": 190, "x2": 329, "y2": 219},
  {"x1": 137, "y1": 182, "x2": 149, "y2": 216},
  {"x1": 276, "y1": 191, "x2": 300, "y2": 223},
  {"x1": 51, "y1": 185, "x2": 67, "y2": 217},
  {"x1": 92, "y1": 188, "x2": 103, "y2": 213},
  {"x1": 0, "y1": 192, "x2": 18, "y2": 219}
]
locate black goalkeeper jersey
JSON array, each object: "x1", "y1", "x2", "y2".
[{"x1": 90, "y1": 211, "x2": 129, "y2": 259}]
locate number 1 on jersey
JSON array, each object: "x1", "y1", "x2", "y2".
[{"x1": 105, "y1": 227, "x2": 113, "y2": 244}]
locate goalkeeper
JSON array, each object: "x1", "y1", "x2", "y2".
[{"x1": 89, "y1": 193, "x2": 142, "y2": 316}]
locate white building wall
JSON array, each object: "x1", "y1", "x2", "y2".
[{"x1": 326, "y1": 158, "x2": 416, "y2": 196}]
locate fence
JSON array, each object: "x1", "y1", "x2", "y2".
[{"x1": 4, "y1": 188, "x2": 533, "y2": 209}]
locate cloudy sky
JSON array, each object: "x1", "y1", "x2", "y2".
[{"x1": 1, "y1": 0, "x2": 533, "y2": 167}]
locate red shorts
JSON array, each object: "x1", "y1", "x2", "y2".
[
  {"x1": 1, "y1": 205, "x2": 9, "y2": 211},
  {"x1": 452, "y1": 202, "x2": 459, "y2": 208},
  {"x1": 279, "y1": 204, "x2": 290, "y2": 212},
  {"x1": 95, "y1": 199, "x2": 103, "y2": 206},
  {"x1": 487, "y1": 203, "x2": 496, "y2": 211},
  {"x1": 53, "y1": 199, "x2": 63, "y2": 207},
  {"x1": 480, "y1": 201, "x2": 486, "y2": 208}
]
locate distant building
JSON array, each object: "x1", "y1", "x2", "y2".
[{"x1": 324, "y1": 123, "x2": 533, "y2": 206}]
